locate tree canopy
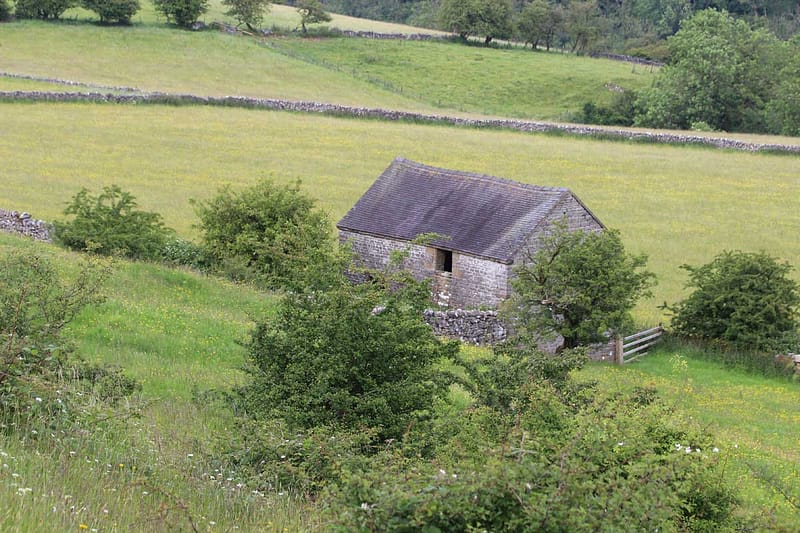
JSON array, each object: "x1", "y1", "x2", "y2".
[
  {"x1": 670, "y1": 250, "x2": 800, "y2": 350},
  {"x1": 439, "y1": 0, "x2": 513, "y2": 43},
  {"x1": 506, "y1": 222, "x2": 655, "y2": 350}
]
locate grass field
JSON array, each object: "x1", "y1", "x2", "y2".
[
  {"x1": 2, "y1": 9, "x2": 799, "y2": 531},
  {"x1": 2, "y1": 103, "x2": 798, "y2": 323},
  {"x1": 0, "y1": 234, "x2": 797, "y2": 530}
]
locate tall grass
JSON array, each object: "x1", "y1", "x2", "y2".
[
  {"x1": 2, "y1": 103, "x2": 798, "y2": 322},
  {"x1": 579, "y1": 347, "x2": 800, "y2": 527}
]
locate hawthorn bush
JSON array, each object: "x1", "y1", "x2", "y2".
[
  {"x1": 14, "y1": 0, "x2": 75, "y2": 18},
  {"x1": 153, "y1": 0, "x2": 208, "y2": 27},
  {"x1": 193, "y1": 179, "x2": 332, "y2": 290},
  {"x1": 238, "y1": 255, "x2": 458, "y2": 443},
  {"x1": 54, "y1": 185, "x2": 173, "y2": 261},
  {"x1": 670, "y1": 250, "x2": 800, "y2": 351}
]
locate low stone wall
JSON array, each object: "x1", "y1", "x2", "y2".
[
  {"x1": 0, "y1": 209, "x2": 52, "y2": 242},
  {"x1": 2, "y1": 90, "x2": 799, "y2": 154},
  {"x1": 423, "y1": 309, "x2": 507, "y2": 345}
]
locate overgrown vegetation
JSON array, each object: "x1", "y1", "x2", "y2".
[
  {"x1": 669, "y1": 250, "x2": 800, "y2": 352},
  {"x1": 0, "y1": 250, "x2": 139, "y2": 432},
  {"x1": 54, "y1": 185, "x2": 173, "y2": 261},
  {"x1": 507, "y1": 221, "x2": 655, "y2": 350},
  {"x1": 193, "y1": 179, "x2": 332, "y2": 290}
]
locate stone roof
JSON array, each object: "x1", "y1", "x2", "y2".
[{"x1": 337, "y1": 158, "x2": 603, "y2": 264}]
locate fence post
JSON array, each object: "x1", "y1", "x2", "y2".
[{"x1": 614, "y1": 335, "x2": 623, "y2": 365}]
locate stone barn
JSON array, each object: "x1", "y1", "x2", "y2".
[{"x1": 337, "y1": 157, "x2": 605, "y2": 310}]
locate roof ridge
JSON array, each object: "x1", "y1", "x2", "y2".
[{"x1": 394, "y1": 157, "x2": 569, "y2": 194}]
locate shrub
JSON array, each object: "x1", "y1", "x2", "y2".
[
  {"x1": 327, "y1": 343, "x2": 738, "y2": 532},
  {"x1": 238, "y1": 256, "x2": 458, "y2": 443},
  {"x1": 14, "y1": 0, "x2": 75, "y2": 18},
  {"x1": 82, "y1": 0, "x2": 140, "y2": 23},
  {"x1": 0, "y1": 251, "x2": 140, "y2": 431},
  {"x1": 193, "y1": 179, "x2": 332, "y2": 290},
  {"x1": 0, "y1": 0, "x2": 12, "y2": 21},
  {"x1": 153, "y1": 0, "x2": 208, "y2": 27},
  {"x1": 670, "y1": 250, "x2": 800, "y2": 351},
  {"x1": 53, "y1": 185, "x2": 173, "y2": 261}
]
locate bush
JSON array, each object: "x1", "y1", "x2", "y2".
[
  {"x1": 14, "y1": 0, "x2": 75, "y2": 18},
  {"x1": 238, "y1": 256, "x2": 458, "y2": 443},
  {"x1": 670, "y1": 250, "x2": 800, "y2": 351},
  {"x1": 193, "y1": 179, "x2": 332, "y2": 290},
  {"x1": 153, "y1": 0, "x2": 208, "y2": 27},
  {"x1": 53, "y1": 185, "x2": 173, "y2": 261},
  {"x1": 0, "y1": 0, "x2": 12, "y2": 21},
  {"x1": 82, "y1": 0, "x2": 140, "y2": 23},
  {"x1": 0, "y1": 251, "x2": 140, "y2": 431},
  {"x1": 506, "y1": 220, "x2": 655, "y2": 350},
  {"x1": 161, "y1": 238, "x2": 207, "y2": 269},
  {"x1": 326, "y1": 343, "x2": 738, "y2": 532}
]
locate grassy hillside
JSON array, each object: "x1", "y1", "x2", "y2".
[
  {"x1": 2, "y1": 103, "x2": 798, "y2": 323},
  {"x1": 265, "y1": 37, "x2": 653, "y2": 119},
  {"x1": 0, "y1": 15, "x2": 652, "y2": 120},
  {"x1": 0, "y1": 234, "x2": 797, "y2": 530}
]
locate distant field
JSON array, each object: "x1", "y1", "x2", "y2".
[
  {"x1": 2, "y1": 103, "x2": 798, "y2": 323},
  {"x1": 266, "y1": 37, "x2": 654, "y2": 119},
  {"x1": 0, "y1": 18, "x2": 652, "y2": 120},
  {"x1": 0, "y1": 22, "x2": 436, "y2": 109}
]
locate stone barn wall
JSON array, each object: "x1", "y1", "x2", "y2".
[{"x1": 339, "y1": 230, "x2": 511, "y2": 309}]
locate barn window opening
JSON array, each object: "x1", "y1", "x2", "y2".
[{"x1": 435, "y1": 249, "x2": 453, "y2": 273}]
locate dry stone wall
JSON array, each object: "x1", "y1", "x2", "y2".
[
  {"x1": 423, "y1": 309, "x2": 507, "y2": 345},
  {"x1": 2, "y1": 89, "x2": 799, "y2": 154},
  {"x1": 0, "y1": 209, "x2": 51, "y2": 242}
]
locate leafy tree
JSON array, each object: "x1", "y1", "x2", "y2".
[
  {"x1": 516, "y1": 0, "x2": 563, "y2": 50},
  {"x1": 635, "y1": 9, "x2": 782, "y2": 132},
  {"x1": 765, "y1": 40, "x2": 800, "y2": 136},
  {"x1": 238, "y1": 255, "x2": 458, "y2": 442},
  {"x1": 54, "y1": 185, "x2": 173, "y2": 261},
  {"x1": 153, "y1": 0, "x2": 208, "y2": 27},
  {"x1": 82, "y1": 0, "x2": 140, "y2": 23},
  {"x1": 221, "y1": 0, "x2": 269, "y2": 30},
  {"x1": 14, "y1": 0, "x2": 76, "y2": 19},
  {"x1": 193, "y1": 179, "x2": 332, "y2": 290},
  {"x1": 670, "y1": 250, "x2": 800, "y2": 350},
  {"x1": 0, "y1": 0, "x2": 12, "y2": 21},
  {"x1": 296, "y1": 0, "x2": 331, "y2": 33},
  {"x1": 505, "y1": 221, "x2": 655, "y2": 350},
  {"x1": 439, "y1": 0, "x2": 513, "y2": 44},
  {"x1": 564, "y1": 0, "x2": 605, "y2": 53}
]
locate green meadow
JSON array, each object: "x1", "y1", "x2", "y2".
[
  {"x1": 1, "y1": 8, "x2": 800, "y2": 531},
  {"x1": 2, "y1": 103, "x2": 798, "y2": 322}
]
